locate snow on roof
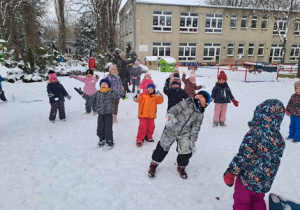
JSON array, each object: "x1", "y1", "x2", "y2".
[
  {"x1": 136, "y1": 0, "x2": 203, "y2": 6},
  {"x1": 144, "y1": 56, "x2": 158, "y2": 61},
  {"x1": 159, "y1": 57, "x2": 176, "y2": 64},
  {"x1": 0, "y1": 39, "x2": 6, "y2": 43}
]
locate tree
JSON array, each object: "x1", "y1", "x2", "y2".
[{"x1": 54, "y1": 0, "x2": 66, "y2": 55}]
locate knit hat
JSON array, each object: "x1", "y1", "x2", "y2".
[
  {"x1": 144, "y1": 73, "x2": 151, "y2": 78},
  {"x1": 99, "y1": 78, "x2": 111, "y2": 88},
  {"x1": 171, "y1": 74, "x2": 181, "y2": 86},
  {"x1": 48, "y1": 70, "x2": 55, "y2": 75},
  {"x1": 49, "y1": 73, "x2": 58, "y2": 82},
  {"x1": 217, "y1": 71, "x2": 227, "y2": 81},
  {"x1": 294, "y1": 80, "x2": 300, "y2": 87},
  {"x1": 86, "y1": 69, "x2": 94, "y2": 75},
  {"x1": 147, "y1": 83, "x2": 156, "y2": 93},
  {"x1": 196, "y1": 90, "x2": 211, "y2": 107},
  {"x1": 135, "y1": 60, "x2": 140, "y2": 65}
]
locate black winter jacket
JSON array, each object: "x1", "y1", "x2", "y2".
[
  {"x1": 163, "y1": 85, "x2": 189, "y2": 110},
  {"x1": 47, "y1": 81, "x2": 69, "y2": 103}
]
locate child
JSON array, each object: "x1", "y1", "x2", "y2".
[
  {"x1": 0, "y1": 75, "x2": 7, "y2": 102},
  {"x1": 211, "y1": 71, "x2": 239, "y2": 127},
  {"x1": 163, "y1": 73, "x2": 188, "y2": 110},
  {"x1": 165, "y1": 66, "x2": 180, "y2": 88},
  {"x1": 47, "y1": 72, "x2": 71, "y2": 123},
  {"x1": 78, "y1": 79, "x2": 125, "y2": 150},
  {"x1": 105, "y1": 65, "x2": 123, "y2": 123},
  {"x1": 286, "y1": 80, "x2": 300, "y2": 143},
  {"x1": 134, "y1": 84, "x2": 163, "y2": 147},
  {"x1": 147, "y1": 90, "x2": 211, "y2": 179},
  {"x1": 70, "y1": 69, "x2": 99, "y2": 114},
  {"x1": 139, "y1": 73, "x2": 154, "y2": 93},
  {"x1": 182, "y1": 71, "x2": 205, "y2": 97},
  {"x1": 130, "y1": 60, "x2": 142, "y2": 93},
  {"x1": 88, "y1": 55, "x2": 97, "y2": 70},
  {"x1": 223, "y1": 99, "x2": 286, "y2": 210}
]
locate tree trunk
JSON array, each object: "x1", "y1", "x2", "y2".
[
  {"x1": 297, "y1": 54, "x2": 300, "y2": 78},
  {"x1": 23, "y1": 2, "x2": 39, "y2": 48},
  {"x1": 55, "y1": 0, "x2": 66, "y2": 55}
]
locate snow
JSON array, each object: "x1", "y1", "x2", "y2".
[
  {"x1": 0, "y1": 66, "x2": 300, "y2": 210},
  {"x1": 144, "y1": 56, "x2": 159, "y2": 62},
  {"x1": 160, "y1": 57, "x2": 176, "y2": 64}
]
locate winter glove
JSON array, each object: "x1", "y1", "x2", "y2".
[
  {"x1": 48, "y1": 93, "x2": 54, "y2": 98},
  {"x1": 232, "y1": 99, "x2": 239, "y2": 107},
  {"x1": 74, "y1": 87, "x2": 84, "y2": 95},
  {"x1": 69, "y1": 75, "x2": 76, "y2": 79},
  {"x1": 133, "y1": 94, "x2": 138, "y2": 102},
  {"x1": 66, "y1": 95, "x2": 71, "y2": 100},
  {"x1": 286, "y1": 111, "x2": 290, "y2": 116},
  {"x1": 137, "y1": 90, "x2": 140, "y2": 95},
  {"x1": 223, "y1": 169, "x2": 236, "y2": 187},
  {"x1": 201, "y1": 85, "x2": 206, "y2": 89},
  {"x1": 95, "y1": 75, "x2": 99, "y2": 79},
  {"x1": 157, "y1": 91, "x2": 163, "y2": 97}
]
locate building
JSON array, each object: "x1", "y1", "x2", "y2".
[{"x1": 119, "y1": 0, "x2": 300, "y2": 65}]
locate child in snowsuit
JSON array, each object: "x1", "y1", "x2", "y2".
[
  {"x1": 130, "y1": 60, "x2": 142, "y2": 93},
  {"x1": 211, "y1": 71, "x2": 239, "y2": 127},
  {"x1": 88, "y1": 55, "x2": 97, "y2": 70},
  {"x1": 134, "y1": 84, "x2": 164, "y2": 147},
  {"x1": 163, "y1": 73, "x2": 188, "y2": 110},
  {"x1": 138, "y1": 73, "x2": 154, "y2": 93},
  {"x1": 79, "y1": 79, "x2": 125, "y2": 149},
  {"x1": 148, "y1": 90, "x2": 211, "y2": 179},
  {"x1": 182, "y1": 71, "x2": 205, "y2": 97},
  {"x1": 47, "y1": 73, "x2": 71, "y2": 123},
  {"x1": 223, "y1": 99, "x2": 286, "y2": 210},
  {"x1": 70, "y1": 69, "x2": 99, "y2": 114},
  {"x1": 165, "y1": 66, "x2": 180, "y2": 88},
  {"x1": 286, "y1": 80, "x2": 300, "y2": 143},
  {"x1": 0, "y1": 75, "x2": 7, "y2": 102},
  {"x1": 105, "y1": 65, "x2": 123, "y2": 123}
]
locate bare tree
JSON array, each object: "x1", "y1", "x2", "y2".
[{"x1": 54, "y1": 0, "x2": 66, "y2": 54}]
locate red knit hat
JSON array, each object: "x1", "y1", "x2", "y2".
[
  {"x1": 217, "y1": 71, "x2": 227, "y2": 81},
  {"x1": 49, "y1": 73, "x2": 58, "y2": 82}
]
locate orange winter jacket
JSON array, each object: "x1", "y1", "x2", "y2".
[{"x1": 136, "y1": 92, "x2": 163, "y2": 119}]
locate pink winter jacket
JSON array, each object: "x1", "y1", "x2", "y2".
[
  {"x1": 73, "y1": 75, "x2": 99, "y2": 95},
  {"x1": 139, "y1": 78, "x2": 154, "y2": 93}
]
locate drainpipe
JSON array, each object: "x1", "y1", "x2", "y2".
[{"x1": 133, "y1": 0, "x2": 136, "y2": 51}]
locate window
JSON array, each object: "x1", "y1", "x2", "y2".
[
  {"x1": 238, "y1": 43, "x2": 244, "y2": 56},
  {"x1": 290, "y1": 44, "x2": 300, "y2": 61},
  {"x1": 205, "y1": 13, "x2": 223, "y2": 33},
  {"x1": 294, "y1": 22, "x2": 300, "y2": 36},
  {"x1": 261, "y1": 16, "x2": 268, "y2": 29},
  {"x1": 153, "y1": 10, "x2": 172, "y2": 32},
  {"x1": 178, "y1": 43, "x2": 197, "y2": 61},
  {"x1": 180, "y1": 12, "x2": 198, "y2": 33},
  {"x1": 269, "y1": 44, "x2": 283, "y2": 62},
  {"x1": 129, "y1": 10, "x2": 133, "y2": 32},
  {"x1": 251, "y1": 16, "x2": 257, "y2": 29},
  {"x1": 258, "y1": 44, "x2": 265, "y2": 56},
  {"x1": 273, "y1": 17, "x2": 287, "y2": 35},
  {"x1": 230, "y1": 14, "x2": 237, "y2": 28},
  {"x1": 152, "y1": 42, "x2": 171, "y2": 56},
  {"x1": 227, "y1": 43, "x2": 234, "y2": 56},
  {"x1": 203, "y1": 43, "x2": 221, "y2": 62},
  {"x1": 248, "y1": 43, "x2": 255, "y2": 56},
  {"x1": 241, "y1": 15, "x2": 248, "y2": 28}
]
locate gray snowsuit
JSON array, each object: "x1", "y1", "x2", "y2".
[{"x1": 152, "y1": 97, "x2": 204, "y2": 166}]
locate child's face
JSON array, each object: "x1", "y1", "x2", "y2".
[
  {"x1": 218, "y1": 79, "x2": 226, "y2": 84},
  {"x1": 86, "y1": 73, "x2": 92, "y2": 78},
  {"x1": 147, "y1": 87, "x2": 154, "y2": 94},
  {"x1": 296, "y1": 86, "x2": 300, "y2": 95},
  {"x1": 194, "y1": 94, "x2": 206, "y2": 107},
  {"x1": 190, "y1": 77, "x2": 195, "y2": 82},
  {"x1": 172, "y1": 84, "x2": 180, "y2": 89},
  {"x1": 145, "y1": 75, "x2": 150, "y2": 80},
  {"x1": 101, "y1": 82, "x2": 109, "y2": 89}
]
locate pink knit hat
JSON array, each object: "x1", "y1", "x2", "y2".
[
  {"x1": 49, "y1": 73, "x2": 58, "y2": 82},
  {"x1": 294, "y1": 80, "x2": 300, "y2": 87}
]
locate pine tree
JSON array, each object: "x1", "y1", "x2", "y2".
[{"x1": 125, "y1": 43, "x2": 137, "y2": 66}]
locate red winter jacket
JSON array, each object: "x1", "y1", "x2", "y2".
[{"x1": 88, "y1": 58, "x2": 97, "y2": 69}]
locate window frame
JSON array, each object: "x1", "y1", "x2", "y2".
[
  {"x1": 238, "y1": 43, "x2": 245, "y2": 56},
  {"x1": 290, "y1": 44, "x2": 300, "y2": 61},
  {"x1": 153, "y1": 10, "x2": 172, "y2": 32},
  {"x1": 152, "y1": 42, "x2": 171, "y2": 56},
  {"x1": 178, "y1": 43, "x2": 197, "y2": 61},
  {"x1": 203, "y1": 43, "x2": 221, "y2": 61},
  {"x1": 227, "y1": 43, "x2": 234, "y2": 56},
  {"x1": 258, "y1": 44, "x2": 265, "y2": 56},
  {"x1": 180, "y1": 12, "x2": 198, "y2": 33},
  {"x1": 205, "y1": 13, "x2": 223, "y2": 33},
  {"x1": 261, "y1": 16, "x2": 268, "y2": 29},
  {"x1": 230, "y1": 14, "x2": 237, "y2": 28},
  {"x1": 294, "y1": 22, "x2": 300, "y2": 36},
  {"x1": 251, "y1": 16, "x2": 258, "y2": 29},
  {"x1": 273, "y1": 17, "x2": 287, "y2": 35},
  {"x1": 241, "y1": 15, "x2": 248, "y2": 29},
  {"x1": 248, "y1": 43, "x2": 255, "y2": 56}
]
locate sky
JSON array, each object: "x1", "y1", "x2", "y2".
[{"x1": 0, "y1": 63, "x2": 299, "y2": 209}]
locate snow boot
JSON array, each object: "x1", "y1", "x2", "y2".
[
  {"x1": 136, "y1": 141, "x2": 143, "y2": 147},
  {"x1": 148, "y1": 161, "x2": 159, "y2": 177},
  {"x1": 213, "y1": 122, "x2": 218, "y2": 127},
  {"x1": 219, "y1": 122, "x2": 227, "y2": 127},
  {"x1": 98, "y1": 140, "x2": 105, "y2": 147},
  {"x1": 107, "y1": 143, "x2": 114, "y2": 150},
  {"x1": 177, "y1": 166, "x2": 188, "y2": 179}
]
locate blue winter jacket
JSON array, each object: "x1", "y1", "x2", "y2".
[
  {"x1": 227, "y1": 99, "x2": 285, "y2": 193},
  {"x1": 47, "y1": 81, "x2": 69, "y2": 103},
  {"x1": 211, "y1": 82, "x2": 234, "y2": 103},
  {"x1": 0, "y1": 75, "x2": 3, "y2": 88}
]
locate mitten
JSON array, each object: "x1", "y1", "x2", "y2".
[
  {"x1": 223, "y1": 169, "x2": 236, "y2": 187},
  {"x1": 48, "y1": 93, "x2": 54, "y2": 97},
  {"x1": 69, "y1": 75, "x2": 76, "y2": 79},
  {"x1": 201, "y1": 85, "x2": 206, "y2": 89},
  {"x1": 95, "y1": 75, "x2": 99, "y2": 79},
  {"x1": 74, "y1": 87, "x2": 83, "y2": 95},
  {"x1": 66, "y1": 95, "x2": 71, "y2": 100},
  {"x1": 137, "y1": 90, "x2": 140, "y2": 94},
  {"x1": 286, "y1": 110, "x2": 290, "y2": 116},
  {"x1": 157, "y1": 91, "x2": 163, "y2": 97},
  {"x1": 133, "y1": 94, "x2": 138, "y2": 102},
  {"x1": 232, "y1": 99, "x2": 239, "y2": 107}
]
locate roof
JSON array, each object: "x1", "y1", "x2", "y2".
[
  {"x1": 0, "y1": 39, "x2": 6, "y2": 43},
  {"x1": 159, "y1": 57, "x2": 176, "y2": 64},
  {"x1": 144, "y1": 56, "x2": 158, "y2": 61}
]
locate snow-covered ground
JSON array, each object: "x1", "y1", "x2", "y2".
[{"x1": 0, "y1": 66, "x2": 299, "y2": 210}]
